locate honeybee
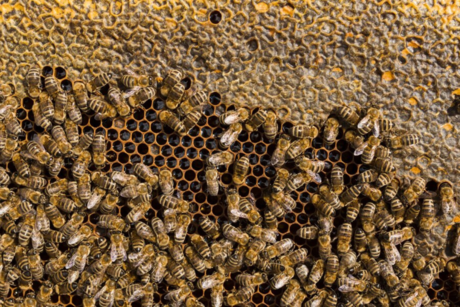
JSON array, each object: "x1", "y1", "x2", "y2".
[
  {"x1": 72, "y1": 80, "x2": 90, "y2": 112},
  {"x1": 361, "y1": 183, "x2": 382, "y2": 202},
  {"x1": 134, "y1": 164, "x2": 159, "y2": 188},
  {"x1": 439, "y1": 181, "x2": 455, "y2": 217},
  {"x1": 158, "y1": 110, "x2": 186, "y2": 136},
  {"x1": 4, "y1": 112, "x2": 23, "y2": 137},
  {"x1": 156, "y1": 169, "x2": 174, "y2": 195},
  {"x1": 207, "y1": 151, "x2": 234, "y2": 167},
  {"x1": 388, "y1": 134, "x2": 420, "y2": 149},
  {"x1": 222, "y1": 223, "x2": 250, "y2": 245},
  {"x1": 280, "y1": 248, "x2": 308, "y2": 267},
  {"x1": 67, "y1": 95, "x2": 82, "y2": 124},
  {"x1": 51, "y1": 125, "x2": 71, "y2": 155},
  {"x1": 159, "y1": 194, "x2": 189, "y2": 212},
  {"x1": 219, "y1": 122, "x2": 242, "y2": 149},
  {"x1": 337, "y1": 275, "x2": 367, "y2": 292},
  {"x1": 285, "y1": 138, "x2": 311, "y2": 160},
  {"x1": 285, "y1": 171, "x2": 321, "y2": 192},
  {"x1": 247, "y1": 225, "x2": 277, "y2": 243},
  {"x1": 324, "y1": 254, "x2": 339, "y2": 287},
  {"x1": 71, "y1": 151, "x2": 91, "y2": 180},
  {"x1": 65, "y1": 120, "x2": 79, "y2": 146},
  {"x1": 161, "y1": 69, "x2": 183, "y2": 96},
  {"x1": 219, "y1": 106, "x2": 250, "y2": 126},
  {"x1": 182, "y1": 109, "x2": 202, "y2": 132},
  {"x1": 373, "y1": 157, "x2": 395, "y2": 173},
  {"x1": 295, "y1": 156, "x2": 327, "y2": 173},
  {"x1": 199, "y1": 216, "x2": 220, "y2": 239},
  {"x1": 402, "y1": 177, "x2": 426, "y2": 205},
  {"x1": 290, "y1": 124, "x2": 319, "y2": 139},
  {"x1": 304, "y1": 259, "x2": 325, "y2": 293},
  {"x1": 66, "y1": 244, "x2": 90, "y2": 283},
  {"x1": 44, "y1": 74, "x2": 59, "y2": 97},
  {"x1": 166, "y1": 82, "x2": 186, "y2": 110},
  {"x1": 295, "y1": 226, "x2": 318, "y2": 242},
  {"x1": 205, "y1": 167, "x2": 220, "y2": 196},
  {"x1": 344, "y1": 129, "x2": 365, "y2": 150},
  {"x1": 335, "y1": 106, "x2": 360, "y2": 126},
  {"x1": 357, "y1": 107, "x2": 380, "y2": 136},
  {"x1": 151, "y1": 218, "x2": 170, "y2": 250},
  {"x1": 26, "y1": 65, "x2": 41, "y2": 97},
  {"x1": 323, "y1": 117, "x2": 341, "y2": 145},
  {"x1": 245, "y1": 108, "x2": 267, "y2": 132},
  {"x1": 53, "y1": 90, "x2": 68, "y2": 124},
  {"x1": 271, "y1": 134, "x2": 291, "y2": 166},
  {"x1": 175, "y1": 214, "x2": 191, "y2": 244},
  {"x1": 178, "y1": 90, "x2": 208, "y2": 116},
  {"x1": 67, "y1": 224, "x2": 92, "y2": 246},
  {"x1": 110, "y1": 233, "x2": 127, "y2": 262},
  {"x1": 376, "y1": 172, "x2": 394, "y2": 188},
  {"x1": 263, "y1": 238, "x2": 294, "y2": 259},
  {"x1": 87, "y1": 72, "x2": 112, "y2": 92},
  {"x1": 354, "y1": 135, "x2": 381, "y2": 164},
  {"x1": 261, "y1": 109, "x2": 278, "y2": 140},
  {"x1": 92, "y1": 131, "x2": 107, "y2": 168},
  {"x1": 245, "y1": 239, "x2": 266, "y2": 265},
  {"x1": 232, "y1": 155, "x2": 250, "y2": 185},
  {"x1": 337, "y1": 222, "x2": 353, "y2": 255}
]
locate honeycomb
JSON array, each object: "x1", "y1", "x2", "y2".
[
  {"x1": 1, "y1": 0, "x2": 460, "y2": 193},
  {"x1": 0, "y1": 65, "x2": 456, "y2": 306}
]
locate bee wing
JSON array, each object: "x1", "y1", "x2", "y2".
[
  {"x1": 65, "y1": 252, "x2": 78, "y2": 269},
  {"x1": 124, "y1": 68, "x2": 138, "y2": 77},
  {"x1": 307, "y1": 170, "x2": 322, "y2": 184},
  {"x1": 122, "y1": 86, "x2": 141, "y2": 99},
  {"x1": 354, "y1": 142, "x2": 368, "y2": 156},
  {"x1": 372, "y1": 119, "x2": 380, "y2": 137},
  {"x1": 94, "y1": 284, "x2": 108, "y2": 300},
  {"x1": 31, "y1": 229, "x2": 44, "y2": 250},
  {"x1": 128, "y1": 289, "x2": 144, "y2": 303},
  {"x1": 338, "y1": 285, "x2": 356, "y2": 292},
  {"x1": 357, "y1": 114, "x2": 370, "y2": 129}
]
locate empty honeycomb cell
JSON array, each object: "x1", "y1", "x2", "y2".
[
  {"x1": 144, "y1": 132, "x2": 155, "y2": 143},
  {"x1": 107, "y1": 129, "x2": 118, "y2": 140},
  {"x1": 329, "y1": 150, "x2": 340, "y2": 162},
  {"x1": 22, "y1": 120, "x2": 33, "y2": 131},
  {"x1": 336, "y1": 139, "x2": 348, "y2": 151},
  {"x1": 198, "y1": 116, "x2": 207, "y2": 127},
  {"x1": 131, "y1": 154, "x2": 141, "y2": 163},
  {"x1": 113, "y1": 140, "x2": 123, "y2": 151},
  {"x1": 153, "y1": 98, "x2": 165, "y2": 110},
  {"x1": 208, "y1": 116, "x2": 219, "y2": 127},
  {"x1": 125, "y1": 142, "x2": 136, "y2": 153},
  {"x1": 166, "y1": 157, "x2": 176, "y2": 167},
  {"x1": 346, "y1": 163, "x2": 358, "y2": 175},
  {"x1": 230, "y1": 142, "x2": 241, "y2": 152},
  {"x1": 168, "y1": 134, "x2": 180, "y2": 146},
  {"x1": 42, "y1": 66, "x2": 53, "y2": 76},
  {"x1": 341, "y1": 151, "x2": 353, "y2": 163},
  {"x1": 157, "y1": 133, "x2": 167, "y2": 145},
  {"x1": 258, "y1": 177, "x2": 270, "y2": 189},
  {"x1": 189, "y1": 126, "x2": 200, "y2": 137},
  {"x1": 178, "y1": 180, "x2": 189, "y2": 190},
  {"x1": 246, "y1": 176, "x2": 257, "y2": 187},
  {"x1": 194, "y1": 137, "x2": 204, "y2": 148},
  {"x1": 133, "y1": 110, "x2": 144, "y2": 120},
  {"x1": 238, "y1": 186, "x2": 250, "y2": 197},
  {"x1": 174, "y1": 147, "x2": 185, "y2": 158},
  {"x1": 353, "y1": 154, "x2": 362, "y2": 164},
  {"x1": 161, "y1": 145, "x2": 172, "y2": 156},
  {"x1": 199, "y1": 149, "x2": 210, "y2": 160},
  {"x1": 313, "y1": 138, "x2": 323, "y2": 149},
  {"x1": 316, "y1": 149, "x2": 328, "y2": 160},
  {"x1": 187, "y1": 148, "x2": 198, "y2": 159},
  {"x1": 260, "y1": 155, "x2": 271, "y2": 166},
  {"x1": 90, "y1": 117, "x2": 101, "y2": 127},
  {"x1": 155, "y1": 156, "x2": 165, "y2": 167},
  {"x1": 250, "y1": 131, "x2": 262, "y2": 142},
  {"x1": 265, "y1": 165, "x2": 276, "y2": 177},
  {"x1": 22, "y1": 97, "x2": 34, "y2": 109},
  {"x1": 127, "y1": 119, "x2": 137, "y2": 131},
  {"x1": 192, "y1": 160, "x2": 204, "y2": 171},
  {"x1": 179, "y1": 158, "x2": 190, "y2": 169},
  {"x1": 151, "y1": 122, "x2": 162, "y2": 133},
  {"x1": 201, "y1": 126, "x2": 212, "y2": 138},
  {"x1": 205, "y1": 139, "x2": 217, "y2": 150},
  {"x1": 146, "y1": 110, "x2": 157, "y2": 121},
  {"x1": 132, "y1": 131, "x2": 143, "y2": 143},
  {"x1": 60, "y1": 79, "x2": 72, "y2": 91},
  {"x1": 252, "y1": 165, "x2": 263, "y2": 176},
  {"x1": 255, "y1": 143, "x2": 266, "y2": 154},
  {"x1": 190, "y1": 182, "x2": 201, "y2": 192},
  {"x1": 238, "y1": 131, "x2": 249, "y2": 142}
]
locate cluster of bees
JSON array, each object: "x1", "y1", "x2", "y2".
[{"x1": 0, "y1": 64, "x2": 456, "y2": 307}]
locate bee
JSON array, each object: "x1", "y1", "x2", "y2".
[
  {"x1": 37, "y1": 281, "x2": 54, "y2": 304},
  {"x1": 175, "y1": 214, "x2": 191, "y2": 244},
  {"x1": 159, "y1": 194, "x2": 189, "y2": 212},
  {"x1": 52, "y1": 90, "x2": 67, "y2": 124},
  {"x1": 361, "y1": 183, "x2": 382, "y2": 202},
  {"x1": 133, "y1": 164, "x2": 159, "y2": 188},
  {"x1": 319, "y1": 185, "x2": 342, "y2": 209},
  {"x1": 233, "y1": 155, "x2": 250, "y2": 185},
  {"x1": 92, "y1": 131, "x2": 107, "y2": 168},
  {"x1": 18, "y1": 213, "x2": 35, "y2": 246},
  {"x1": 219, "y1": 106, "x2": 250, "y2": 126},
  {"x1": 44, "y1": 74, "x2": 60, "y2": 97},
  {"x1": 245, "y1": 239, "x2": 266, "y2": 265},
  {"x1": 0, "y1": 137, "x2": 17, "y2": 163},
  {"x1": 373, "y1": 157, "x2": 395, "y2": 173},
  {"x1": 244, "y1": 108, "x2": 267, "y2": 132},
  {"x1": 37, "y1": 93, "x2": 55, "y2": 122},
  {"x1": 263, "y1": 238, "x2": 294, "y2": 259},
  {"x1": 26, "y1": 64, "x2": 41, "y2": 97},
  {"x1": 150, "y1": 218, "x2": 169, "y2": 250},
  {"x1": 285, "y1": 138, "x2": 311, "y2": 160},
  {"x1": 304, "y1": 259, "x2": 325, "y2": 293},
  {"x1": 290, "y1": 124, "x2": 319, "y2": 139},
  {"x1": 64, "y1": 120, "x2": 79, "y2": 146},
  {"x1": 157, "y1": 169, "x2": 174, "y2": 195},
  {"x1": 337, "y1": 222, "x2": 353, "y2": 255},
  {"x1": 158, "y1": 110, "x2": 186, "y2": 136},
  {"x1": 0, "y1": 167, "x2": 9, "y2": 185},
  {"x1": 178, "y1": 90, "x2": 207, "y2": 116},
  {"x1": 389, "y1": 198, "x2": 405, "y2": 224},
  {"x1": 311, "y1": 194, "x2": 335, "y2": 217},
  {"x1": 323, "y1": 254, "x2": 339, "y2": 288},
  {"x1": 65, "y1": 95, "x2": 82, "y2": 124},
  {"x1": 344, "y1": 129, "x2": 364, "y2": 150},
  {"x1": 204, "y1": 166, "x2": 220, "y2": 196},
  {"x1": 388, "y1": 134, "x2": 420, "y2": 149},
  {"x1": 4, "y1": 112, "x2": 23, "y2": 137},
  {"x1": 222, "y1": 223, "x2": 250, "y2": 245},
  {"x1": 166, "y1": 82, "x2": 186, "y2": 110},
  {"x1": 235, "y1": 272, "x2": 268, "y2": 288},
  {"x1": 296, "y1": 156, "x2": 327, "y2": 173},
  {"x1": 12, "y1": 153, "x2": 30, "y2": 178},
  {"x1": 219, "y1": 122, "x2": 242, "y2": 149},
  {"x1": 109, "y1": 233, "x2": 127, "y2": 262},
  {"x1": 184, "y1": 246, "x2": 205, "y2": 273},
  {"x1": 357, "y1": 107, "x2": 380, "y2": 136},
  {"x1": 382, "y1": 177, "x2": 400, "y2": 202},
  {"x1": 281, "y1": 279, "x2": 301, "y2": 307},
  {"x1": 239, "y1": 198, "x2": 261, "y2": 224},
  {"x1": 71, "y1": 80, "x2": 90, "y2": 113},
  {"x1": 199, "y1": 216, "x2": 220, "y2": 239},
  {"x1": 262, "y1": 109, "x2": 278, "y2": 140},
  {"x1": 285, "y1": 171, "x2": 321, "y2": 192},
  {"x1": 207, "y1": 151, "x2": 234, "y2": 167},
  {"x1": 323, "y1": 117, "x2": 341, "y2": 145},
  {"x1": 280, "y1": 248, "x2": 308, "y2": 267},
  {"x1": 335, "y1": 106, "x2": 360, "y2": 126},
  {"x1": 375, "y1": 172, "x2": 394, "y2": 188},
  {"x1": 247, "y1": 225, "x2": 277, "y2": 243},
  {"x1": 106, "y1": 87, "x2": 129, "y2": 117},
  {"x1": 440, "y1": 181, "x2": 455, "y2": 216},
  {"x1": 271, "y1": 134, "x2": 291, "y2": 166},
  {"x1": 18, "y1": 188, "x2": 46, "y2": 205},
  {"x1": 211, "y1": 283, "x2": 224, "y2": 307},
  {"x1": 71, "y1": 151, "x2": 91, "y2": 180},
  {"x1": 354, "y1": 135, "x2": 381, "y2": 164},
  {"x1": 296, "y1": 226, "x2": 318, "y2": 240},
  {"x1": 51, "y1": 125, "x2": 71, "y2": 155},
  {"x1": 87, "y1": 72, "x2": 112, "y2": 92},
  {"x1": 160, "y1": 69, "x2": 182, "y2": 96},
  {"x1": 402, "y1": 181, "x2": 425, "y2": 211}
]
